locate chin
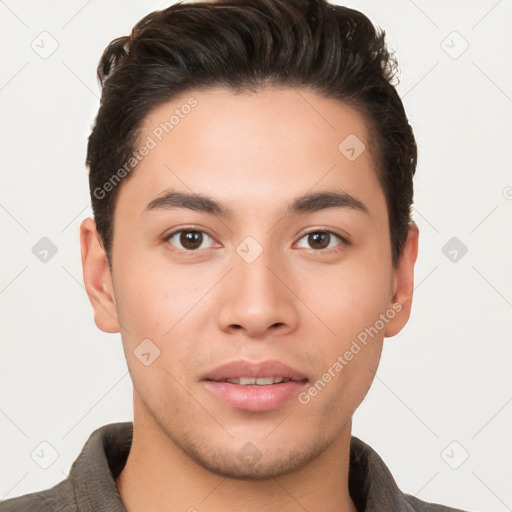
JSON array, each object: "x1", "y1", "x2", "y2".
[{"x1": 179, "y1": 432, "x2": 326, "y2": 480}]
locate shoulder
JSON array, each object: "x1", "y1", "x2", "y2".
[
  {"x1": 403, "y1": 493, "x2": 472, "y2": 512},
  {"x1": 0, "y1": 422, "x2": 131, "y2": 512},
  {"x1": 0, "y1": 479, "x2": 77, "y2": 512},
  {"x1": 349, "y1": 436, "x2": 472, "y2": 512}
]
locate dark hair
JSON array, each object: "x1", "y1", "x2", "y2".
[{"x1": 86, "y1": 0, "x2": 417, "y2": 265}]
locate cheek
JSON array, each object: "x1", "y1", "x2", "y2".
[
  {"x1": 304, "y1": 254, "x2": 392, "y2": 402},
  {"x1": 308, "y1": 276, "x2": 386, "y2": 420},
  {"x1": 112, "y1": 255, "x2": 202, "y2": 341},
  {"x1": 111, "y1": 255, "x2": 214, "y2": 393},
  {"x1": 112, "y1": 262, "x2": 198, "y2": 400},
  {"x1": 309, "y1": 259, "x2": 393, "y2": 338}
]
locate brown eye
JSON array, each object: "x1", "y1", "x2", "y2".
[
  {"x1": 308, "y1": 232, "x2": 330, "y2": 250},
  {"x1": 296, "y1": 230, "x2": 344, "y2": 251},
  {"x1": 180, "y1": 230, "x2": 203, "y2": 249},
  {"x1": 166, "y1": 229, "x2": 213, "y2": 251}
]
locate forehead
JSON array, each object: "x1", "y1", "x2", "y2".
[
  {"x1": 139, "y1": 86, "x2": 372, "y2": 162},
  {"x1": 118, "y1": 87, "x2": 384, "y2": 217}
]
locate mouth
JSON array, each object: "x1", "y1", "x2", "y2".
[
  {"x1": 223, "y1": 377, "x2": 294, "y2": 386},
  {"x1": 201, "y1": 360, "x2": 308, "y2": 412}
]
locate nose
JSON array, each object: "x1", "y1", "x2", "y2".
[{"x1": 217, "y1": 245, "x2": 299, "y2": 338}]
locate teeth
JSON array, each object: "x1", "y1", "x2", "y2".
[
  {"x1": 226, "y1": 377, "x2": 289, "y2": 386},
  {"x1": 255, "y1": 377, "x2": 277, "y2": 385}
]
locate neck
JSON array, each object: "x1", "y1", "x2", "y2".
[{"x1": 116, "y1": 399, "x2": 358, "y2": 512}]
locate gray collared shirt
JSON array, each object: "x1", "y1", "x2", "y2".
[{"x1": 0, "y1": 422, "x2": 470, "y2": 511}]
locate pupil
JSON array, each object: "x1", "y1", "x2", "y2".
[
  {"x1": 181, "y1": 231, "x2": 202, "y2": 249},
  {"x1": 309, "y1": 232, "x2": 329, "y2": 249}
]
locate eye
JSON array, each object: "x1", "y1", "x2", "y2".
[
  {"x1": 164, "y1": 228, "x2": 345, "y2": 253},
  {"x1": 165, "y1": 229, "x2": 216, "y2": 251},
  {"x1": 295, "y1": 230, "x2": 345, "y2": 251}
]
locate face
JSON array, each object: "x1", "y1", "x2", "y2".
[{"x1": 82, "y1": 87, "x2": 417, "y2": 479}]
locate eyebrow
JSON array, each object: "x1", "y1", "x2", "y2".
[{"x1": 143, "y1": 188, "x2": 369, "y2": 218}]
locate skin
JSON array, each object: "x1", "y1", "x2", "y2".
[{"x1": 81, "y1": 87, "x2": 418, "y2": 512}]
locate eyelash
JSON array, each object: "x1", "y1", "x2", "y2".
[{"x1": 163, "y1": 227, "x2": 348, "y2": 255}]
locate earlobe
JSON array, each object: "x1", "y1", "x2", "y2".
[
  {"x1": 385, "y1": 223, "x2": 419, "y2": 338},
  {"x1": 80, "y1": 218, "x2": 120, "y2": 334}
]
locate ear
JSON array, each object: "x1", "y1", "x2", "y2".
[
  {"x1": 385, "y1": 222, "x2": 419, "y2": 338},
  {"x1": 80, "y1": 217, "x2": 120, "y2": 333}
]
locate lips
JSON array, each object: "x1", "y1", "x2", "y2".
[{"x1": 201, "y1": 360, "x2": 308, "y2": 412}]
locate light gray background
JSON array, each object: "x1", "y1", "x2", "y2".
[{"x1": 1, "y1": 1, "x2": 511, "y2": 510}]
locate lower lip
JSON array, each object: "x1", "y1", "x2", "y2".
[{"x1": 203, "y1": 380, "x2": 307, "y2": 412}]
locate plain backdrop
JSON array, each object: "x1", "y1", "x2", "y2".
[{"x1": 1, "y1": 1, "x2": 511, "y2": 511}]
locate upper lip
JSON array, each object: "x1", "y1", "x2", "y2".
[{"x1": 202, "y1": 360, "x2": 308, "y2": 382}]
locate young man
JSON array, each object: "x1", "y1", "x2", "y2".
[{"x1": 2, "y1": 1, "x2": 470, "y2": 511}]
